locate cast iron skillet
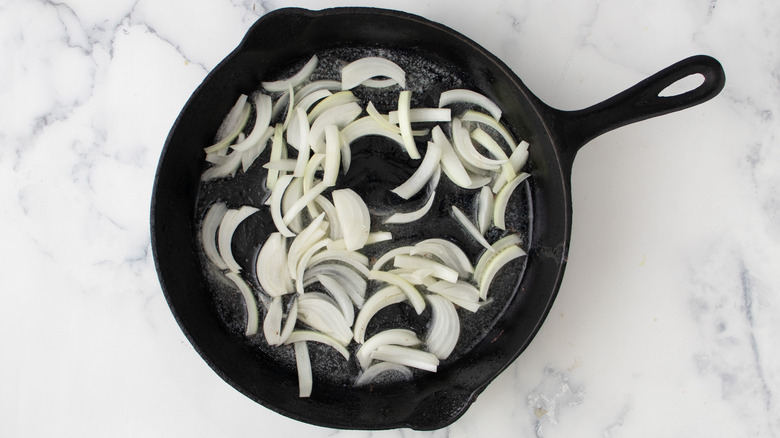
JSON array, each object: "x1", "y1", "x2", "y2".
[{"x1": 151, "y1": 7, "x2": 725, "y2": 430}]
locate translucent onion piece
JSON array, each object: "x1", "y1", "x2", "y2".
[
  {"x1": 201, "y1": 202, "x2": 229, "y2": 270},
  {"x1": 283, "y1": 83, "x2": 295, "y2": 128},
  {"x1": 313, "y1": 195, "x2": 342, "y2": 240},
  {"x1": 425, "y1": 294, "x2": 460, "y2": 359},
  {"x1": 473, "y1": 234, "x2": 523, "y2": 285},
  {"x1": 225, "y1": 271, "x2": 260, "y2": 336},
  {"x1": 309, "y1": 102, "x2": 362, "y2": 152},
  {"x1": 356, "y1": 329, "x2": 421, "y2": 369},
  {"x1": 232, "y1": 93, "x2": 273, "y2": 152},
  {"x1": 438, "y1": 295, "x2": 488, "y2": 313},
  {"x1": 214, "y1": 94, "x2": 248, "y2": 143},
  {"x1": 286, "y1": 212, "x2": 327, "y2": 278},
  {"x1": 353, "y1": 285, "x2": 406, "y2": 343},
  {"x1": 341, "y1": 57, "x2": 406, "y2": 90},
  {"x1": 282, "y1": 181, "x2": 327, "y2": 226},
  {"x1": 269, "y1": 174, "x2": 296, "y2": 237},
  {"x1": 240, "y1": 126, "x2": 274, "y2": 172},
  {"x1": 411, "y1": 238, "x2": 474, "y2": 278},
  {"x1": 295, "y1": 89, "x2": 332, "y2": 115},
  {"x1": 361, "y1": 77, "x2": 400, "y2": 88},
  {"x1": 426, "y1": 280, "x2": 480, "y2": 303},
  {"x1": 296, "y1": 79, "x2": 341, "y2": 102},
  {"x1": 307, "y1": 91, "x2": 360, "y2": 123},
  {"x1": 280, "y1": 297, "x2": 298, "y2": 344},
  {"x1": 262, "y1": 54, "x2": 318, "y2": 92},
  {"x1": 387, "y1": 108, "x2": 451, "y2": 123},
  {"x1": 355, "y1": 362, "x2": 413, "y2": 386},
  {"x1": 266, "y1": 123, "x2": 287, "y2": 190},
  {"x1": 493, "y1": 172, "x2": 531, "y2": 230},
  {"x1": 323, "y1": 124, "x2": 341, "y2": 187},
  {"x1": 384, "y1": 191, "x2": 436, "y2": 224},
  {"x1": 451, "y1": 118, "x2": 505, "y2": 171},
  {"x1": 438, "y1": 89, "x2": 502, "y2": 121},
  {"x1": 285, "y1": 330, "x2": 350, "y2": 360},
  {"x1": 462, "y1": 110, "x2": 517, "y2": 152},
  {"x1": 302, "y1": 153, "x2": 325, "y2": 218},
  {"x1": 391, "y1": 142, "x2": 441, "y2": 200},
  {"x1": 303, "y1": 263, "x2": 367, "y2": 307},
  {"x1": 366, "y1": 101, "x2": 401, "y2": 133},
  {"x1": 390, "y1": 268, "x2": 434, "y2": 285},
  {"x1": 332, "y1": 188, "x2": 370, "y2": 251},
  {"x1": 315, "y1": 273, "x2": 356, "y2": 326},
  {"x1": 204, "y1": 102, "x2": 251, "y2": 154},
  {"x1": 263, "y1": 158, "x2": 297, "y2": 171},
  {"x1": 295, "y1": 238, "x2": 331, "y2": 295},
  {"x1": 297, "y1": 294, "x2": 353, "y2": 345},
  {"x1": 218, "y1": 205, "x2": 259, "y2": 273},
  {"x1": 263, "y1": 296, "x2": 284, "y2": 345},
  {"x1": 281, "y1": 177, "x2": 304, "y2": 234},
  {"x1": 372, "y1": 246, "x2": 414, "y2": 271},
  {"x1": 479, "y1": 244, "x2": 526, "y2": 300},
  {"x1": 340, "y1": 116, "x2": 405, "y2": 149},
  {"x1": 368, "y1": 270, "x2": 426, "y2": 315},
  {"x1": 370, "y1": 345, "x2": 439, "y2": 373},
  {"x1": 452, "y1": 205, "x2": 494, "y2": 252},
  {"x1": 290, "y1": 108, "x2": 311, "y2": 177},
  {"x1": 294, "y1": 341, "x2": 313, "y2": 397},
  {"x1": 393, "y1": 255, "x2": 459, "y2": 284},
  {"x1": 470, "y1": 127, "x2": 515, "y2": 181},
  {"x1": 492, "y1": 141, "x2": 530, "y2": 193},
  {"x1": 201, "y1": 149, "x2": 242, "y2": 181},
  {"x1": 256, "y1": 232, "x2": 294, "y2": 297},
  {"x1": 308, "y1": 249, "x2": 370, "y2": 277},
  {"x1": 330, "y1": 231, "x2": 393, "y2": 250},
  {"x1": 430, "y1": 125, "x2": 472, "y2": 188},
  {"x1": 477, "y1": 185, "x2": 495, "y2": 235},
  {"x1": 396, "y1": 90, "x2": 420, "y2": 159}
]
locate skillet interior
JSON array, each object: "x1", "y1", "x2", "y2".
[{"x1": 152, "y1": 7, "x2": 571, "y2": 430}]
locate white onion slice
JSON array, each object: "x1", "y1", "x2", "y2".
[
  {"x1": 370, "y1": 345, "x2": 439, "y2": 373},
  {"x1": 201, "y1": 202, "x2": 229, "y2": 270},
  {"x1": 315, "y1": 273, "x2": 355, "y2": 326},
  {"x1": 295, "y1": 238, "x2": 331, "y2": 294},
  {"x1": 225, "y1": 271, "x2": 260, "y2": 336},
  {"x1": 451, "y1": 205, "x2": 494, "y2": 252},
  {"x1": 323, "y1": 124, "x2": 341, "y2": 187},
  {"x1": 470, "y1": 128, "x2": 515, "y2": 181},
  {"x1": 282, "y1": 181, "x2": 327, "y2": 226},
  {"x1": 309, "y1": 102, "x2": 362, "y2": 152},
  {"x1": 451, "y1": 118, "x2": 505, "y2": 171},
  {"x1": 218, "y1": 205, "x2": 258, "y2": 273},
  {"x1": 353, "y1": 285, "x2": 406, "y2": 343},
  {"x1": 330, "y1": 231, "x2": 393, "y2": 250},
  {"x1": 232, "y1": 93, "x2": 273, "y2": 152},
  {"x1": 425, "y1": 294, "x2": 459, "y2": 359},
  {"x1": 280, "y1": 297, "x2": 298, "y2": 344},
  {"x1": 285, "y1": 330, "x2": 350, "y2": 360},
  {"x1": 396, "y1": 90, "x2": 420, "y2": 159},
  {"x1": 302, "y1": 153, "x2": 325, "y2": 217},
  {"x1": 387, "y1": 108, "x2": 451, "y2": 124},
  {"x1": 426, "y1": 280, "x2": 480, "y2": 303},
  {"x1": 493, "y1": 172, "x2": 530, "y2": 230},
  {"x1": 430, "y1": 125, "x2": 472, "y2": 188},
  {"x1": 297, "y1": 294, "x2": 353, "y2": 345},
  {"x1": 263, "y1": 158, "x2": 297, "y2": 171},
  {"x1": 332, "y1": 188, "x2": 370, "y2": 251},
  {"x1": 262, "y1": 54, "x2": 318, "y2": 92},
  {"x1": 479, "y1": 244, "x2": 526, "y2": 300},
  {"x1": 410, "y1": 238, "x2": 474, "y2": 278},
  {"x1": 296, "y1": 79, "x2": 341, "y2": 101},
  {"x1": 368, "y1": 270, "x2": 426, "y2": 315},
  {"x1": 204, "y1": 102, "x2": 251, "y2": 154},
  {"x1": 263, "y1": 296, "x2": 284, "y2": 345},
  {"x1": 473, "y1": 234, "x2": 523, "y2": 285},
  {"x1": 341, "y1": 57, "x2": 406, "y2": 90},
  {"x1": 356, "y1": 329, "x2": 421, "y2": 369},
  {"x1": 438, "y1": 89, "x2": 502, "y2": 121},
  {"x1": 201, "y1": 149, "x2": 242, "y2": 181},
  {"x1": 477, "y1": 186, "x2": 494, "y2": 235},
  {"x1": 281, "y1": 177, "x2": 304, "y2": 234},
  {"x1": 266, "y1": 123, "x2": 287, "y2": 190},
  {"x1": 462, "y1": 110, "x2": 517, "y2": 151},
  {"x1": 240, "y1": 125, "x2": 274, "y2": 172},
  {"x1": 304, "y1": 263, "x2": 366, "y2": 307},
  {"x1": 214, "y1": 94, "x2": 249, "y2": 143},
  {"x1": 361, "y1": 77, "x2": 400, "y2": 88},
  {"x1": 355, "y1": 362, "x2": 413, "y2": 386},
  {"x1": 389, "y1": 268, "x2": 434, "y2": 285},
  {"x1": 384, "y1": 192, "x2": 436, "y2": 224},
  {"x1": 282, "y1": 83, "x2": 295, "y2": 128},
  {"x1": 391, "y1": 142, "x2": 441, "y2": 200},
  {"x1": 290, "y1": 108, "x2": 311, "y2": 176},
  {"x1": 269, "y1": 174, "x2": 296, "y2": 237},
  {"x1": 294, "y1": 341, "x2": 312, "y2": 397},
  {"x1": 393, "y1": 255, "x2": 459, "y2": 284},
  {"x1": 492, "y1": 141, "x2": 530, "y2": 193},
  {"x1": 286, "y1": 212, "x2": 327, "y2": 278},
  {"x1": 313, "y1": 195, "x2": 342, "y2": 240},
  {"x1": 366, "y1": 101, "x2": 401, "y2": 133},
  {"x1": 256, "y1": 232, "x2": 294, "y2": 298},
  {"x1": 372, "y1": 246, "x2": 414, "y2": 271},
  {"x1": 295, "y1": 89, "x2": 332, "y2": 115},
  {"x1": 308, "y1": 91, "x2": 360, "y2": 123},
  {"x1": 340, "y1": 116, "x2": 405, "y2": 148},
  {"x1": 308, "y1": 249, "x2": 370, "y2": 277}
]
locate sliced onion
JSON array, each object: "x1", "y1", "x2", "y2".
[
  {"x1": 340, "y1": 116, "x2": 405, "y2": 149},
  {"x1": 263, "y1": 296, "x2": 284, "y2": 345},
  {"x1": 462, "y1": 110, "x2": 517, "y2": 151},
  {"x1": 201, "y1": 149, "x2": 242, "y2": 181},
  {"x1": 262, "y1": 54, "x2": 318, "y2": 92},
  {"x1": 295, "y1": 238, "x2": 331, "y2": 294},
  {"x1": 232, "y1": 93, "x2": 273, "y2": 152},
  {"x1": 280, "y1": 297, "x2": 298, "y2": 344},
  {"x1": 391, "y1": 142, "x2": 441, "y2": 200},
  {"x1": 477, "y1": 186, "x2": 494, "y2": 235},
  {"x1": 393, "y1": 255, "x2": 458, "y2": 284},
  {"x1": 297, "y1": 294, "x2": 353, "y2": 345},
  {"x1": 256, "y1": 232, "x2": 294, "y2": 298},
  {"x1": 307, "y1": 91, "x2": 360, "y2": 123},
  {"x1": 309, "y1": 102, "x2": 362, "y2": 153},
  {"x1": 430, "y1": 125, "x2": 472, "y2": 188},
  {"x1": 285, "y1": 330, "x2": 350, "y2": 360},
  {"x1": 493, "y1": 172, "x2": 531, "y2": 230},
  {"x1": 492, "y1": 141, "x2": 530, "y2": 193},
  {"x1": 410, "y1": 238, "x2": 474, "y2": 278},
  {"x1": 426, "y1": 280, "x2": 480, "y2": 303},
  {"x1": 451, "y1": 118, "x2": 505, "y2": 171},
  {"x1": 201, "y1": 202, "x2": 229, "y2": 270},
  {"x1": 302, "y1": 153, "x2": 325, "y2": 217},
  {"x1": 225, "y1": 271, "x2": 260, "y2": 336},
  {"x1": 315, "y1": 273, "x2": 355, "y2": 326},
  {"x1": 356, "y1": 329, "x2": 421, "y2": 369},
  {"x1": 294, "y1": 341, "x2": 312, "y2": 397},
  {"x1": 332, "y1": 188, "x2": 370, "y2": 251},
  {"x1": 240, "y1": 126, "x2": 274, "y2": 172},
  {"x1": 341, "y1": 57, "x2": 406, "y2": 90},
  {"x1": 282, "y1": 181, "x2": 327, "y2": 226},
  {"x1": 396, "y1": 90, "x2": 420, "y2": 159},
  {"x1": 283, "y1": 83, "x2": 295, "y2": 128},
  {"x1": 372, "y1": 246, "x2": 414, "y2": 271},
  {"x1": 266, "y1": 123, "x2": 287, "y2": 190},
  {"x1": 286, "y1": 212, "x2": 328, "y2": 279},
  {"x1": 387, "y1": 108, "x2": 451, "y2": 124},
  {"x1": 353, "y1": 285, "x2": 406, "y2": 343},
  {"x1": 303, "y1": 263, "x2": 367, "y2": 307},
  {"x1": 204, "y1": 101, "x2": 251, "y2": 154},
  {"x1": 323, "y1": 124, "x2": 341, "y2": 187},
  {"x1": 366, "y1": 101, "x2": 401, "y2": 133},
  {"x1": 218, "y1": 205, "x2": 258, "y2": 273},
  {"x1": 295, "y1": 89, "x2": 332, "y2": 115},
  {"x1": 473, "y1": 233, "x2": 523, "y2": 285},
  {"x1": 269, "y1": 174, "x2": 296, "y2": 237},
  {"x1": 438, "y1": 89, "x2": 502, "y2": 121},
  {"x1": 470, "y1": 127, "x2": 515, "y2": 181},
  {"x1": 389, "y1": 268, "x2": 434, "y2": 285},
  {"x1": 308, "y1": 249, "x2": 370, "y2": 277},
  {"x1": 214, "y1": 94, "x2": 249, "y2": 143},
  {"x1": 451, "y1": 205, "x2": 494, "y2": 252},
  {"x1": 281, "y1": 177, "x2": 304, "y2": 234},
  {"x1": 368, "y1": 270, "x2": 426, "y2": 315},
  {"x1": 361, "y1": 77, "x2": 401, "y2": 88},
  {"x1": 478, "y1": 244, "x2": 526, "y2": 300},
  {"x1": 290, "y1": 108, "x2": 311, "y2": 177},
  {"x1": 384, "y1": 192, "x2": 436, "y2": 224},
  {"x1": 355, "y1": 362, "x2": 413, "y2": 386},
  {"x1": 296, "y1": 79, "x2": 341, "y2": 101},
  {"x1": 370, "y1": 345, "x2": 439, "y2": 373},
  {"x1": 263, "y1": 158, "x2": 298, "y2": 171},
  {"x1": 313, "y1": 195, "x2": 342, "y2": 240},
  {"x1": 425, "y1": 294, "x2": 460, "y2": 359},
  {"x1": 437, "y1": 294, "x2": 488, "y2": 313}
]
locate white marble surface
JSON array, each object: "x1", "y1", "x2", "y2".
[{"x1": 2, "y1": 0, "x2": 778, "y2": 436}]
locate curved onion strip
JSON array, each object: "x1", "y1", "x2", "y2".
[
  {"x1": 290, "y1": 108, "x2": 311, "y2": 176},
  {"x1": 361, "y1": 77, "x2": 400, "y2": 88},
  {"x1": 201, "y1": 202, "x2": 229, "y2": 270},
  {"x1": 355, "y1": 362, "x2": 413, "y2": 386},
  {"x1": 232, "y1": 93, "x2": 273, "y2": 152},
  {"x1": 391, "y1": 142, "x2": 441, "y2": 200},
  {"x1": 302, "y1": 153, "x2": 325, "y2": 217},
  {"x1": 389, "y1": 268, "x2": 434, "y2": 285},
  {"x1": 387, "y1": 108, "x2": 451, "y2": 124},
  {"x1": 218, "y1": 205, "x2": 258, "y2": 273},
  {"x1": 341, "y1": 57, "x2": 406, "y2": 90},
  {"x1": 425, "y1": 294, "x2": 460, "y2": 359},
  {"x1": 323, "y1": 124, "x2": 341, "y2": 187},
  {"x1": 307, "y1": 91, "x2": 360, "y2": 123},
  {"x1": 263, "y1": 158, "x2": 297, "y2": 171},
  {"x1": 285, "y1": 330, "x2": 350, "y2": 360},
  {"x1": 479, "y1": 244, "x2": 526, "y2": 300},
  {"x1": 266, "y1": 123, "x2": 287, "y2": 190},
  {"x1": 286, "y1": 212, "x2": 327, "y2": 278},
  {"x1": 384, "y1": 191, "x2": 436, "y2": 224},
  {"x1": 214, "y1": 94, "x2": 248, "y2": 143},
  {"x1": 411, "y1": 238, "x2": 474, "y2": 278},
  {"x1": 393, "y1": 255, "x2": 459, "y2": 284},
  {"x1": 372, "y1": 246, "x2": 414, "y2": 271},
  {"x1": 474, "y1": 234, "x2": 523, "y2": 284},
  {"x1": 426, "y1": 280, "x2": 480, "y2": 302},
  {"x1": 294, "y1": 341, "x2": 312, "y2": 397},
  {"x1": 494, "y1": 172, "x2": 531, "y2": 230},
  {"x1": 315, "y1": 273, "x2": 355, "y2": 326},
  {"x1": 356, "y1": 329, "x2": 421, "y2": 369},
  {"x1": 295, "y1": 89, "x2": 332, "y2": 115},
  {"x1": 430, "y1": 125, "x2": 472, "y2": 188},
  {"x1": 225, "y1": 271, "x2": 260, "y2": 336},
  {"x1": 298, "y1": 79, "x2": 341, "y2": 100},
  {"x1": 269, "y1": 174, "x2": 295, "y2": 237},
  {"x1": 281, "y1": 177, "x2": 304, "y2": 234},
  {"x1": 397, "y1": 90, "x2": 420, "y2": 159},
  {"x1": 438, "y1": 89, "x2": 502, "y2": 121},
  {"x1": 240, "y1": 126, "x2": 274, "y2": 172},
  {"x1": 308, "y1": 249, "x2": 370, "y2": 277},
  {"x1": 332, "y1": 188, "x2": 370, "y2": 251},
  {"x1": 282, "y1": 83, "x2": 295, "y2": 128},
  {"x1": 279, "y1": 297, "x2": 298, "y2": 344},
  {"x1": 313, "y1": 195, "x2": 342, "y2": 240},
  {"x1": 262, "y1": 55, "x2": 318, "y2": 92},
  {"x1": 340, "y1": 116, "x2": 405, "y2": 148},
  {"x1": 462, "y1": 110, "x2": 517, "y2": 151},
  {"x1": 201, "y1": 149, "x2": 242, "y2": 180},
  {"x1": 366, "y1": 101, "x2": 401, "y2": 133},
  {"x1": 282, "y1": 181, "x2": 327, "y2": 226},
  {"x1": 330, "y1": 231, "x2": 393, "y2": 250},
  {"x1": 477, "y1": 186, "x2": 495, "y2": 235},
  {"x1": 471, "y1": 128, "x2": 515, "y2": 181},
  {"x1": 204, "y1": 102, "x2": 251, "y2": 154},
  {"x1": 439, "y1": 295, "x2": 488, "y2": 313},
  {"x1": 451, "y1": 118, "x2": 505, "y2": 170},
  {"x1": 256, "y1": 232, "x2": 294, "y2": 297},
  {"x1": 295, "y1": 238, "x2": 331, "y2": 294},
  {"x1": 492, "y1": 142, "x2": 530, "y2": 193},
  {"x1": 452, "y1": 205, "x2": 494, "y2": 252},
  {"x1": 297, "y1": 295, "x2": 353, "y2": 345},
  {"x1": 370, "y1": 345, "x2": 439, "y2": 373},
  {"x1": 353, "y1": 285, "x2": 406, "y2": 343},
  {"x1": 263, "y1": 296, "x2": 284, "y2": 345},
  {"x1": 303, "y1": 263, "x2": 367, "y2": 306},
  {"x1": 309, "y1": 102, "x2": 362, "y2": 152},
  {"x1": 368, "y1": 270, "x2": 426, "y2": 315}
]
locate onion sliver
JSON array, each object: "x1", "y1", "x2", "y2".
[
  {"x1": 280, "y1": 297, "x2": 298, "y2": 343},
  {"x1": 391, "y1": 142, "x2": 441, "y2": 200},
  {"x1": 269, "y1": 174, "x2": 296, "y2": 237},
  {"x1": 332, "y1": 188, "x2": 370, "y2": 251},
  {"x1": 240, "y1": 125, "x2": 274, "y2": 172},
  {"x1": 256, "y1": 232, "x2": 294, "y2": 297},
  {"x1": 281, "y1": 177, "x2": 304, "y2": 234},
  {"x1": 286, "y1": 212, "x2": 327, "y2": 278},
  {"x1": 452, "y1": 206, "x2": 494, "y2": 252},
  {"x1": 353, "y1": 285, "x2": 406, "y2": 343},
  {"x1": 263, "y1": 296, "x2": 284, "y2": 345},
  {"x1": 264, "y1": 158, "x2": 297, "y2": 171},
  {"x1": 340, "y1": 116, "x2": 405, "y2": 149},
  {"x1": 366, "y1": 101, "x2": 401, "y2": 133},
  {"x1": 297, "y1": 295, "x2": 353, "y2": 345},
  {"x1": 294, "y1": 341, "x2": 313, "y2": 397},
  {"x1": 470, "y1": 128, "x2": 515, "y2": 181},
  {"x1": 438, "y1": 89, "x2": 502, "y2": 121},
  {"x1": 462, "y1": 110, "x2": 517, "y2": 151},
  {"x1": 214, "y1": 94, "x2": 248, "y2": 143},
  {"x1": 201, "y1": 148, "x2": 242, "y2": 181},
  {"x1": 425, "y1": 294, "x2": 460, "y2": 360},
  {"x1": 361, "y1": 77, "x2": 400, "y2": 88},
  {"x1": 218, "y1": 205, "x2": 259, "y2": 273},
  {"x1": 473, "y1": 234, "x2": 523, "y2": 284},
  {"x1": 304, "y1": 263, "x2": 366, "y2": 307},
  {"x1": 372, "y1": 246, "x2": 414, "y2": 271},
  {"x1": 225, "y1": 271, "x2": 260, "y2": 336},
  {"x1": 313, "y1": 195, "x2": 342, "y2": 240},
  {"x1": 282, "y1": 181, "x2": 327, "y2": 226},
  {"x1": 204, "y1": 102, "x2": 251, "y2": 154},
  {"x1": 388, "y1": 108, "x2": 451, "y2": 124},
  {"x1": 295, "y1": 88, "x2": 332, "y2": 115},
  {"x1": 201, "y1": 202, "x2": 229, "y2": 270},
  {"x1": 355, "y1": 362, "x2": 413, "y2": 386},
  {"x1": 411, "y1": 238, "x2": 474, "y2": 278},
  {"x1": 396, "y1": 90, "x2": 420, "y2": 159},
  {"x1": 394, "y1": 255, "x2": 459, "y2": 284},
  {"x1": 315, "y1": 273, "x2": 356, "y2": 326},
  {"x1": 290, "y1": 108, "x2": 311, "y2": 176},
  {"x1": 341, "y1": 57, "x2": 406, "y2": 90},
  {"x1": 308, "y1": 249, "x2": 370, "y2": 277},
  {"x1": 356, "y1": 329, "x2": 421, "y2": 369},
  {"x1": 477, "y1": 186, "x2": 494, "y2": 235},
  {"x1": 232, "y1": 93, "x2": 273, "y2": 152},
  {"x1": 368, "y1": 270, "x2": 426, "y2": 315},
  {"x1": 308, "y1": 91, "x2": 360, "y2": 124},
  {"x1": 262, "y1": 55, "x2": 318, "y2": 92},
  {"x1": 492, "y1": 141, "x2": 530, "y2": 193},
  {"x1": 451, "y1": 118, "x2": 505, "y2": 171},
  {"x1": 426, "y1": 280, "x2": 480, "y2": 303},
  {"x1": 370, "y1": 345, "x2": 439, "y2": 373},
  {"x1": 430, "y1": 125, "x2": 472, "y2": 188},
  {"x1": 384, "y1": 191, "x2": 436, "y2": 224},
  {"x1": 493, "y1": 172, "x2": 531, "y2": 230},
  {"x1": 296, "y1": 79, "x2": 341, "y2": 102},
  {"x1": 285, "y1": 330, "x2": 350, "y2": 360},
  {"x1": 479, "y1": 244, "x2": 526, "y2": 300},
  {"x1": 309, "y1": 102, "x2": 362, "y2": 152},
  {"x1": 266, "y1": 123, "x2": 287, "y2": 190},
  {"x1": 295, "y1": 238, "x2": 331, "y2": 294}
]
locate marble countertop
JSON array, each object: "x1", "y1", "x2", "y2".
[{"x1": 2, "y1": 0, "x2": 778, "y2": 436}]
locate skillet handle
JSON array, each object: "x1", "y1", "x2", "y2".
[{"x1": 551, "y1": 55, "x2": 725, "y2": 172}]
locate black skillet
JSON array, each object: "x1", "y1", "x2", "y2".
[{"x1": 151, "y1": 7, "x2": 725, "y2": 431}]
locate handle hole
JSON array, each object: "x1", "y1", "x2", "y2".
[{"x1": 658, "y1": 73, "x2": 705, "y2": 97}]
